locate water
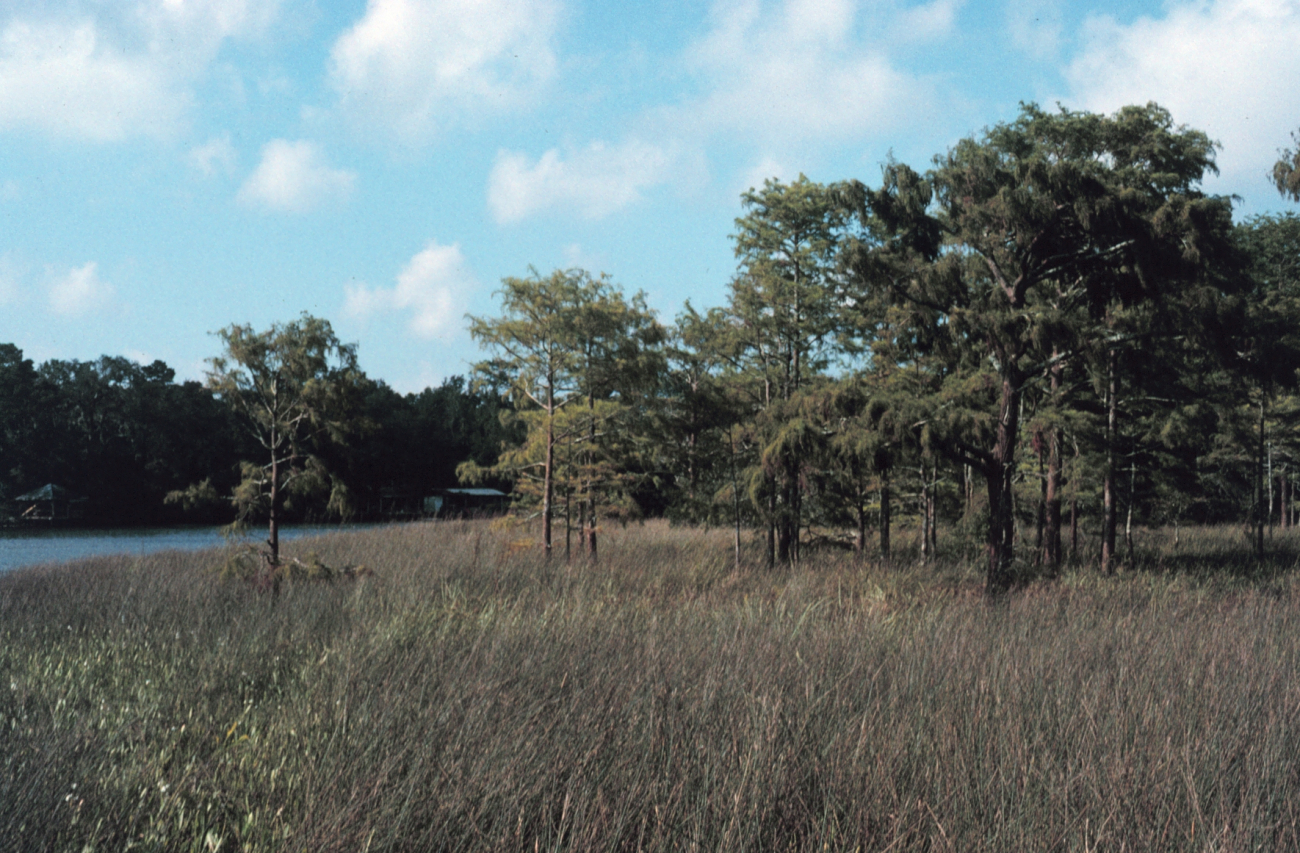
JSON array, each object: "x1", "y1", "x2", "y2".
[{"x1": 0, "y1": 524, "x2": 376, "y2": 574}]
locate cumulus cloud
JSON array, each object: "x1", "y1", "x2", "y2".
[
  {"x1": 329, "y1": 0, "x2": 559, "y2": 142},
  {"x1": 49, "y1": 262, "x2": 113, "y2": 317},
  {"x1": 488, "y1": 139, "x2": 679, "y2": 223},
  {"x1": 0, "y1": 20, "x2": 183, "y2": 141},
  {"x1": 1065, "y1": 0, "x2": 1300, "y2": 195},
  {"x1": 0, "y1": 1, "x2": 281, "y2": 141},
  {"x1": 190, "y1": 134, "x2": 238, "y2": 176},
  {"x1": 673, "y1": 0, "x2": 948, "y2": 147},
  {"x1": 237, "y1": 140, "x2": 355, "y2": 213},
  {"x1": 1005, "y1": 0, "x2": 1063, "y2": 59},
  {"x1": 343, "y1": 241, "x2": 473, "y2": 338},
  {"x1": 738, "y1": 156, "x2": 795, "y2": 196}
]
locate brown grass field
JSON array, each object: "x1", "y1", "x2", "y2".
[{"x1": 4, "y1": 519, "x2": 1300, "y2": 851}]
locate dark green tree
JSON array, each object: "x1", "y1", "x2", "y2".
[
  {"x1": 726, "y1": 175, "x2": 852, "y2": 564},
  {"x1": 844, "y1": 103, "x2": 1233, "y2": 590},
  {"x1": 0, "y1": 345, "x2": 44, "y2": 500},
  {"x1": 1232, "y1": 213, "x2": 1300, "y2": 554},
  {"x1": 34, "y1": 355, "x2": 241, "y2": 524}
]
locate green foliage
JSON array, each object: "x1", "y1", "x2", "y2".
[
  {"x1": 0, "y1": 344, "x2": 42, "y2": 502},
  {"x1": 9, "y1": 352, "x2": 243, "y2": 524},
  {"x1": 205, "y1": 314, "x2": 369, "y2": 567},
  {"x1": 9, "y1": 101, "x2": 1300, "y2": 591},
  {"x1": 842, "y1": 102, "x2": 1236, "y2": 589},
  {"x1": 344, "y1": 376, "x2": 520, "y2": 501},
  {"x1": 0, "y1": 341, "x2": 526, "y2": 528},
  {"x1": 1275, "y1": 129, "x2": 1300, "y2": 202},
  {"x1": 164, "y1": 477, "x2": 223, "y2": 513},
  {"x1": 468, "y1": 268, "x2": 665, "y2": 555}
]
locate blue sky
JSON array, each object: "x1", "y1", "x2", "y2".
[{"x1": 1, "y1": 0, "x2": 1297, "y2": 392}]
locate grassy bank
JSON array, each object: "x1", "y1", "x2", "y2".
[{"x1": 4, "y1": 521, "x2": 1300, "y2": 851}]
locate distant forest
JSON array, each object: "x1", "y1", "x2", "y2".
[{"x1": 0, "y1": 347, "x2": 519, "y2": 526}]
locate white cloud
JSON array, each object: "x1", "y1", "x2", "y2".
[
  {"x1": 739, "y1": 157, "x2": 794, "y2": 197},
  {"x1": 329, "y1": 0, "x2": 559, "y2": 142},
  {"x1": 1005, "y1": 0, "x2": 1064, "y2": 60},
  {"x1": 488, "y1": 138, "x2": 678, "y2": 223},
  {"x1": 190, "y1": 134, "x2": 238, "y2": 176},
  {"x1": 49, "y1": 262, "x2": 113, "y2": 317},
  {"x1": 1065, "y1": 0, "x2": 1300, "y2": 197},
  {"x1": 343, "y1": 241, "x2": 473, "y2": 339},
  {"x1": 0, "y1": 1, "x2": 281, "y2": 141},
  {"x1": 0, "y1": 20, "x2": 184, "y2": 141},
  {"x1": 142, "y1": 0, "x2": 281, "y2": 41},
  {"x1": 237, "y1": 139, "x2": 355, "y2": 213},
  {"x1": 673, "y1": 0, "x2": 948, "y2": 148},
  {"x1": 896, "y1": 0, "x2": 962, "y2": 41}
]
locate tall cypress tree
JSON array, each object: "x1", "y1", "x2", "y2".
[{"x1": 844, "y1": 103, "x2": 1233, "y2": 591}]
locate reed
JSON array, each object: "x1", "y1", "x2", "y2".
[{"x1": 3, "y1": 520, "x2": 1300, "y2": 851}]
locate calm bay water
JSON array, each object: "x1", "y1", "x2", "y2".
[{"x1": 0, "y1": 524, "x2": 376, "y2": 574}]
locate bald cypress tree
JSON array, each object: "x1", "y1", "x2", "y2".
[
  {"x1": 726, "y1": 175, "x2": 852, "y2": 564},
  {"x1": 202, "y1": 315, "x2": 367, "y2": 573},
  {"x1": 465, "y1": 268, "x2": 663, "y2": 559},
  {"x1": 844, "y1": 103, "x2": 1234, "y2": 591}
]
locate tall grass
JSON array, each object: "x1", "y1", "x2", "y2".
[{"x1": 4, "y1": 521, "x2": 1300, "y2": 851}]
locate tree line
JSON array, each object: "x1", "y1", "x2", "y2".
[
  {"x1": 465, "y1": 103, "x2": 1300, "y2": 591},
  {"x1": 0, "y1": 337, "x2": 517, "y2": 529},
  {"x1": 5, "y1": 102, "x2": 1298, "y2": 594}
]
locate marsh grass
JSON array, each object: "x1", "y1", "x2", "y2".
[{"x1": 4, "y1": 521, "x2": 1300, "y2": 851}]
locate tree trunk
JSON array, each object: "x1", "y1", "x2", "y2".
[
  {"x1": 788, "y1": 463, "x2": 801, "y2": 564},
  {"x1": 1281, "y1": 468, "x2": 1289, "y2": 531},
  {"x1": 777, "y1": 487, "x2": 792, "y2": 565},
  {"x1": 1034, "y1": 440, "x2": 1045, "y2": 561},
  {"x1": 731, "y1": 430, "x2": 742, "y2": 570},
  {"x1": 879, "y1": 468, "x2": 891, "y2": 561},
  {"x1": 1125, "y1": 446, "x2": 1136, "y2": 563},
  {"x1": 856, "y1": 497, "x2": 867, "y2": 555},
  {"x1": 583, "y1": 397, "x2": 597, "y2": 560},
  {"x1": 543, "y1": 385, "x2": 554, "y2": 559},
  {"x1": 986, "y1": 373, "x2": 1022, "y2": 592},
  {"x1": 1257, "y1": 398, "x2": 1266, "y2": 560},
  {"x1": 766, "y1": 482, "x2": 776, "y2": 568},
  {"x1": 920, "y1": 463, "x2": 932, "y2": 562},
  {"x1": 928, "y1": 465, "x2": 938, "y2": 554},
  {"x1": 1043, "y1": 359, "x2": 1063, "y2": 573},
  {"x1": 1101, "y1": 347, "x2": 1119, "y2": 574},
  {"x1": 268, "y1": 446, "x2": 280, "y2": 569},
  {"x1": 1267, "y1": 441, "x2": 1274, "y2": 537},
  {"x1": 564, "y1": 485, "x2": 572, "y2": 561},
  {"x1": 963, "y1": 465, "x2": 972, "y2": 517},
  {"x1": 1070, "y1": 497, "x2": 1078, "y2": 561}
]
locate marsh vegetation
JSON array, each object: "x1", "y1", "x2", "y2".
[{"x1": 4, "y1": 520, "x2": 1300, "y2": 851}]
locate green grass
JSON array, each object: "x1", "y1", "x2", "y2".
[{"x1": 4, "y1": 520, "x2": 1300, "y2": 851}]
